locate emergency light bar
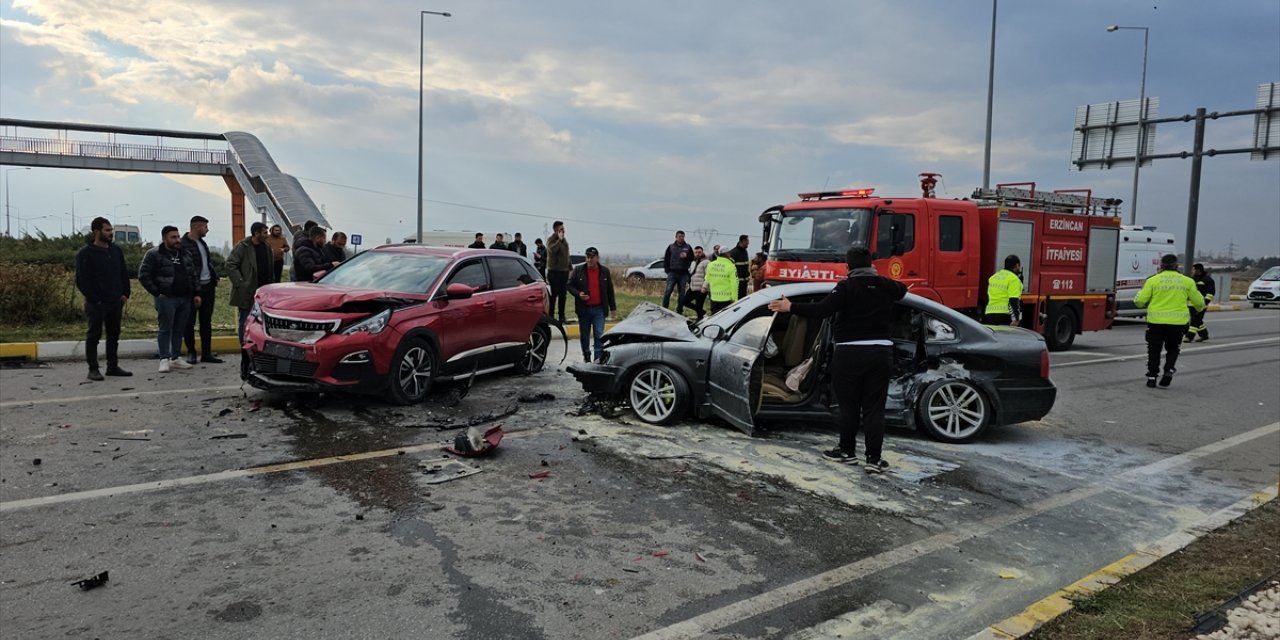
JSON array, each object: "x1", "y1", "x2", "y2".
[{"x1": 797, "y1": 188, "x2": 876, "y2": 200}]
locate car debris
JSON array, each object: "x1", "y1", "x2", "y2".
[
  {"x1": 31, "y1": 458, "x2": 40, "y2": 466},
  {"x1": 217, "y1": 408, "x2": 233, "y2": 417},
  {"x1": 210, "y1": 434, "x2": 249, "y2": 440},
  {"x1": 70, "y1": 571, "x2": 109, "y2": 591},
  {"x1": 443, "y1": 425, "x2": 504, "y2": 457},
  {"x1": 518, "y1": 392, "x2": 556, "y2": 403},
  {"x1": 107, "y1": 437, "x2": 150, "y2": 442},
  {"x1": 528, "y1": 470, "x2": 551, "y2": 480},
  {"x1": 419, "y1": 460, "x2": 483, "y2": 484}
]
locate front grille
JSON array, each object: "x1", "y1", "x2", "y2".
[
  {"x1": 253, "y1": 355, "x2": 319, "y2": 378},
  {"x1": 1248, "y1": 291, "x2": 1276, "y2": 301},
  {"x1": 263, "y1": 314, "x2": 338, "y2": 344}
]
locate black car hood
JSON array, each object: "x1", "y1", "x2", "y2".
[{"x1": 604, "y1": 302, "x2": 698, "y2": 342}]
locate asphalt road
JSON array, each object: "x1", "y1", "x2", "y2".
[{"x1": 2, "y1": 308, "x2": 1277, "y2": 640}]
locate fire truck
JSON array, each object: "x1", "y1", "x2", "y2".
[{"x1": 758, "y1": 173, "x2": 1123, "y2": 350}]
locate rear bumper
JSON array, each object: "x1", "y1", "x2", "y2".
[
  {"x1": 995, "y1": 380, "x2": 1057, "y2": 424},
  {"x1": 567, "y1": 362, "x2": 626, "y2": 394}
]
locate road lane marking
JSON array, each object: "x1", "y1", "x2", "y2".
[
  {"x1": 1054, "y1": 337, "x2": 1280, "y2": 368},
  {"x1": 627, "y1": 422, "x2": 1280, "y2": 640},
  {"x1": 0, "y1": 385, "x2": 244, "y2": 409}
]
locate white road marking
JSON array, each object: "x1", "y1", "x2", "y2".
[
  {"x1": 0, "y1": 385, "x2": 244, "y2": 409},
  {"x1": 1201, "y1": 315, "x2": 1280, "y2": 323},
  {"x1": 1052, "y1": 350, "x2": 1112, "y2": 357},
  {"x1": 627, "y1": 422, "x2": 1280, "y2": 640},
  {"x1": 1054, "y1": 337, "x2": 1280, "y2": 368}
]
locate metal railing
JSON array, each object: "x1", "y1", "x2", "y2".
[{"x1": 0, "y1": 135, "x2": 229, "y2": 165}]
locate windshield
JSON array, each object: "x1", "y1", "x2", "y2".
[
  {"x1": 317, "y1": 251, "x2": 450, "y2": 293},
  {"x1": 1261, "y1": 266, "x2": 1280, "y2": 281},
  {"x1": 771, "y1": 207, "x2": 873, "y2": 261}
]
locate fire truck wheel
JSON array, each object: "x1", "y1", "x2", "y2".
[
  {"x1": 917, "y1": 379, "x2": 990, "y2": 443},
  {"x1": 1045, "y1": 307, "x2": 1078, "y2": 351}
]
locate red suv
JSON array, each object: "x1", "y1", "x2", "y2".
[{"x1": 242, "y1": 246, "x2": 551, "y2": 403}]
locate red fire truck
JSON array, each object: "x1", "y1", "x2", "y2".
[{"x1": 758, "y1": 174, "x2": 1123, "y2": 350}]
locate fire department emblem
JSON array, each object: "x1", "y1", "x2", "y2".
[{"x1": 889, "y1": 259, "x2": 904, "y2": 279}]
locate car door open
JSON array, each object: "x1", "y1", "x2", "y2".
[{"x1": 707, "y1": 314, "x2": 772, "y2": 434}]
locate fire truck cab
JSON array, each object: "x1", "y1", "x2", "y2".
[{"x1": 759, "y1": 176, "x2": 1122, "y2": 350}]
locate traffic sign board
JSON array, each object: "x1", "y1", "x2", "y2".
[{"x1": 350, "y1": 234, "x2": 362, "y2": 246}]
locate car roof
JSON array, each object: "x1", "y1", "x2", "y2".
[
  {"x1": 759, "y1": 281, "x2": 978, "y2": 323},
  {"x1": 371, "y1": 244, "x2": 526, "y2": 258}
]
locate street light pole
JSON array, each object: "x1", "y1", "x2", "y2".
[
  {"x1": 5, "y1": 167, "x2": 30, "y2": 237},
  {"x1": 981, "y1": 0, "x2": 997, "y2": 190},
  {"x1": 418, "y1": 9, "x2": 452, "y2": 245},
  {"x1": 113, "y1": 203, "x2": 130, "y2": 221},
  {"x1": 1107, "y1": 24, "x2": 1149, "y2": 225},
  {"x1": 70, "y1": 188, "x2": 90, "y2": 236}
]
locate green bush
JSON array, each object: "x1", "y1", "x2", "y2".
[{"x1": 0, "y1": 261, "x2": 81, "y2": 325}]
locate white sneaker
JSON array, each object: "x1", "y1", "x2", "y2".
[
  {"x1": 169, "y1": 358, "x2": 192, "y2": 370},
  {"x1": 158, "y1": 359, "x2": 171, "y2": 373}
]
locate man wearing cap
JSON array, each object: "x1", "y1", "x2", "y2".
[
  {"x1": 1135, "y1": 254, "x2": 1205, "y2": 388},
  {"x1": 567, "y1": 247, "x2": 616, "y2": 363}
]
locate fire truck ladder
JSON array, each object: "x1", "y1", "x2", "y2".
[{"x1": 971, "y1": 183, "x2": 1122, "y2": 216}]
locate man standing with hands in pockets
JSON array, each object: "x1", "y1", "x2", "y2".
[
  {"x1": 768, "y1": 247, "x2": 906, "y2": 473},
  {"x1": 567, "y1": 247, "x2": 616, "y2": 364}
]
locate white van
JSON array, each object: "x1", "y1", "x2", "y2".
[{"x1": 1116, "y1": 225, "x2": 1178, "y2": 317}]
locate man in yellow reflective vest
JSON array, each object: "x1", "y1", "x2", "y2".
[
  {"x1": 705, "y1": 249, "x2": 739, "y2": 314},
  {"x1": 983, "y1": 255, "x2": 1023, "y2": 326},
  {"x1": 1135, "y1": 254, "x2": 1205, "y2": 388}
]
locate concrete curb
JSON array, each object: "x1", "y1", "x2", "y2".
[
  {"x1": 1, "y1": 324, "x2": 621, "y2": 362},
  {"x1": 1206, "y1": 303, "x2": 1242, "y2": 312},
  {"x1": 965, "y1": 486, "x2": 1279, "y2": 639}
]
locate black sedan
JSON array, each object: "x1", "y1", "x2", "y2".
[{"x1": 567, "y1": 282, "x2": 1056, "y2": 443}]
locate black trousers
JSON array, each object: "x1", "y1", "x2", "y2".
[
  {"x1": 683, "y1": 289, "x2": 707, "y2": 319},
  {"x1": 85, "y1": 300, "x2": 124, "y2": 371},
  {"x1": 1186, "y1": 308, "x2": 1208, "y2": 339},
  {"x1": 737, "y1": 279, "x2": 748, "y2": 299},
  {"x1": 709, "y1": 299, "x2": 732, "y2": 314},
  {"x1": 548, "y1": 270, "x2": 569, "y2": 323},
  {"x1": 1146, "y1": 323, "x2": 1187, "y2": 377},
  {"x1": 273, "y1": 260, "x2": 284, "y2": 283},
  {"x1": 982, "y1": 313, "x2": 1013, "y2": 326},
  {"x1": 830, "y1": 344, "x2": 892, "y2": 461},
  {"x1": 184, "y1": 283, "x2": 217, "y2": 358}
]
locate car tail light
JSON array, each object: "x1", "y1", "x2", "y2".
[{"x1": 1040, "y1": 350, "x2": 1050, "y2": 379}]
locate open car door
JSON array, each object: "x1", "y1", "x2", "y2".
[{"x1": 707, "y1": 315, "x2": 772, "y2": 434}]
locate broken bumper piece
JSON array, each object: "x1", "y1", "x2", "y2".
[{"x1": 567, "y1": 362, "x2": 625, "y2": 394}]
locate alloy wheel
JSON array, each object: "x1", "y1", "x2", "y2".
[
  {"x1": 925, "y1": 381, "x2": 987, "y2": 440},
  {"x1": 398, "y1": 346, "x2": 433, "y2": 400},
  {"x1": 629, "y1": 367, "x2": 678, "y2": 423}
]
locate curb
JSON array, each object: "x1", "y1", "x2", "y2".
[
  {"x1": 965, "y1": 486, "x2": 1279, "y2": 639},
  {"x1": 1206, "y1": 303, "x2": 1241, "y2": 312}
]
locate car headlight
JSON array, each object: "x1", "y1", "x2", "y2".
[
  {"x1": 340, "y1": 309, "x2": 392, "y2": 335},
  {"x1": 250, "y1": 302, "x2": 264, "y2": 324}
]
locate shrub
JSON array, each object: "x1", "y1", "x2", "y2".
[{"x1": 0, "y1": 262, "x2": 81, "y2": 325}]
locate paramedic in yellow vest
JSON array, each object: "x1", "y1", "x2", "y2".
[
  {"x1": 1135, "y1": 254, "x2": 1205, "y2": 388},
  {"x1": 705, "y1": 249, "x2": 739, "y2": 314},
  {"x1": 983, "y1": 255, "x2": 1023, "y2": 326}
]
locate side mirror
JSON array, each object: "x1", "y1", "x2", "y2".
[
  {"x1": 444, "y1": 283, "x2": 474, "y2": 300},
  {"x1": 701, "y1": 325, "x2": 725, "y2": 341}
]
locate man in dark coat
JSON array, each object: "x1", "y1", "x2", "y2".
[
  {"x1": 566, "y1": 247, "x2": 616, "y2": 363},
  {"x1": 75, "y1": 216, "x2": 132, "y2": 380},
  {"x1": 293, "y1": 226, "x2": 333, "y2": 282},
  {"x1": 508, "y1": 232, "x2": 528, "y2": 257},
  {"x1": 139, "y1": 225, "x2": 201, "y2": 373},
  {"x1": 180, "y1": 215, "x2": 223, "y2": 364}
]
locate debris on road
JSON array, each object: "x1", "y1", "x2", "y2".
[
  {"x1": 695, "y1": 552, "x2": 706, "y2": 563},
  {"x1": 466, "y1": 403, "x2": 518, "y2": 426},
  {"x1": 248, "y1": 400, "x2": 261, "y2": 412},
  {"x1": 998, "y1": 569, "x2": 1022, "y2": 580},
  {"x1": 70, "y1": 571, "x2": 109, "y2": 591},
  {"x1": 217, "y1": 408, "x2": 233, "y2": 417},
  {"x1": 31, "y1": 458, "x2": 40, "y2": 466},
  {"x1": 528, "y1": 470, "x2": 551, "y2": 480},
  {"x1": 107, "y1": 437, "x2": 150, "y2": 442},
  {"x1": 420, "y1": 460, "x2": 483, "y2": 484},
  {"x1": 518, "y1": 392, "x2": 556, "y2": 403},
  {"x1": 443, "y1": 426, "x2": 504, "y2": 457},
  {"x1": 210, "y1": 434, "x2": 249, "y2": 440},
  {"x1": 652, "y1": 551, "x2": 670, "y2": 558}
]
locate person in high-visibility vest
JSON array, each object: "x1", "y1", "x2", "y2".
[
  {"x1": 1135, "y1": 254, "x2": 1206, "y2": 388},
  {"x1": 983, "y1": 255, "x2": 1023, "y2": 326},
  {"x1": 1185, "y1": 263, "x2": 1216, "y2": 342},
  {"x1": 705, "y1": 249, "x2": 739, "y2": 314}
]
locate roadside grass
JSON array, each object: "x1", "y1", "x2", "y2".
[{"x1": 1027, "y1": 498, "x2": 1280, "y2": 640}]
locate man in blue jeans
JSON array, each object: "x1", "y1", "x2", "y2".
[
  {"x1": 661, "y1": 230, "x2": 693, "y2": 313},
  {"x1": 567, "y1": 247, "x2": 617, "y2": 363},
  {"x1": 139, "y1": 225, "x2": 200, "y2": 373}
]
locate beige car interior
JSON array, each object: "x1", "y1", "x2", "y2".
[{"x1": 760, "y1": 314, "x2": 824, "y2": 403}]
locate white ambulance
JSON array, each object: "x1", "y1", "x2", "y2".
[{"x1": 1116, "y1": 225, "x2": 1178, "y2": 317}]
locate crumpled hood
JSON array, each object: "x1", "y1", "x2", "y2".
[
  {"x1": 255, "y1": 283, "x2": 426, "y2": 312},
  {"x1": 604, "y1": 301, "x2": 698, "y2": 342}
]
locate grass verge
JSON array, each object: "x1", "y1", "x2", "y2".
[{"x1": 1027, "y1": 497, "x2": 1280, "y2": 640}]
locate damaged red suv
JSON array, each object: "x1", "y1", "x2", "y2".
[{"x1": 242, "y1": 246, "x2": 552, "y2": 403}]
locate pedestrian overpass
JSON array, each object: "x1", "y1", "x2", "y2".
[{"x1": 0, "y1": 118, "x2": 329, "y2": 242}]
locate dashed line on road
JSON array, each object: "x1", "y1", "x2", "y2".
[
  {"x1": 626, "y1": 421, "x2": 1280, "y2": 640},
  {"x1": 1053, "y1": 337, "x2": 1280, "y2": 369},
  {"x1": 0, "y1": 385, "x2": 244, "y2": 409}
]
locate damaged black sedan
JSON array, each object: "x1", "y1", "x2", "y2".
[{"x1": 568, "y1": 282, "x2": 1055, "y2": 443}]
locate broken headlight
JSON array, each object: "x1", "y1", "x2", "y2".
[
  {"x1": 340, "y1": 308, "x2": 391, "y2": 335},
  {"x1": 249, "y1": 302, "x2": 264, "y2": 324}
]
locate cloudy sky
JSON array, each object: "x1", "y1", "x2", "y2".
[{"x1": 1, "y1": 0, "x2": 1277, "y2": 259}]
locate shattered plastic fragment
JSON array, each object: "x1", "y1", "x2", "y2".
[
  {"x1": 528, "y1": 470, "x2": 551, "y2": 480},
  {"x1": 443, "y1": 425, "x2": 505, "y2": 457},
  {"x1": 998, "y1": 569, "x2": 1021, "y2": 580},
  {"x1": 652, "y1": 551, "x2": 669, "y2": 558},
  {"x1": 71, "y1": 571, "x2": 109, "y2": 591}
]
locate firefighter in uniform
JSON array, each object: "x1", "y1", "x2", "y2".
[
  {"x1": 728, "y1": 235, "x2": 751, "y2": 299},
  {"x1": 1185, "y1": 263, "x2": 1215, "y2": 342},
  {"x1": 983, "y1": 255, "x2": 1023, "y2": 326},
  {"x1": 1135, "y1": 254, "x2": 1205, "y2": 388}
]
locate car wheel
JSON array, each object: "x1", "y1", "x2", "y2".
[
  {"x1": 627, "y1": 272, "x2": 645, "y2": 280},
  {"x1": 517, "y1": 325, "x2": 550, "y2": 374},
  {"x1": 917, "y1": 379, "x2": 990, "y2": 443},
  {"x1": 627, "y1": 364, "x2": 690, "y2": 425},
  {"x1": 1044, "y1": 307, "x2": 1077, "y2": 351},
  {"x1": 385, "y1": 337, "x2": 435, "y2": 405}
]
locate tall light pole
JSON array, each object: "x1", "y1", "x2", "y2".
[
  {"x1": 70, "y1": 188, "x2": 90, "y2": 235},
  {"x1": 113, "y1": 203, "x2": 130, "y2": 221},
  {"x1": 1107, "y1": 24, "x2": 1149, "y2": 225},
  {"x1": 981, "y1": 0, "x2": 998, "y2": 190},
  {"x1": 5, "y1": 167, "x2": 30, "y2": 237},
  {"x1": 418, "y1": 9, "x2": 452, "y2": 245}
]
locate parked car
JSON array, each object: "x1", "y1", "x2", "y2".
[
  {"x1": 1247, "y1": 266, "x2": 1280, "y2": 308},
  {"x1": 567, "y1": 282, "x2": 1056, "y2": 443},
  {"x1": 624, "y1": 259, "x2": 666, "y2": 280},
  {"x1": 243, "y1": 246, "x2": 552, "y2": 404}
]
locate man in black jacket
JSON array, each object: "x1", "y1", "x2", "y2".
[
  {"x1": 322, "y1": 231, "x2": 348, "y2": 265},
  {"x1": 728, "y1": 234, "x2": 751, "y2": 299},
  {"x1": 566, "y1": 247, "x2": 617, "y2": 363},
  {"x1": 139, "y1": 225, "x2": 201, "y2": 373},
  {"x1": 74, "y1": 217, "x2": 132, "y2": 380},
  {"x1": 768, "y1": 247, "x2": 907, "y2": 473},
  {"x1": 1186, "y1": 263, "x2": 1216, "y2": 342},
  {"x1": 180, "y1": 215, "x2": 223, "y2": 364},
  {"x1": 293, "y1": 226, "x2": 334, "y2": 282},
  {"x1": 508, "y1": 232, "x2": 527, "y2": 257},
  {"x1": 661, "y1": 230, "x2": 693, "y2": 314}
]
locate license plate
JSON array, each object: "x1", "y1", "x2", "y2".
[{"x1": 263, "y1": 341, "x2": 305, "y2": 361}]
